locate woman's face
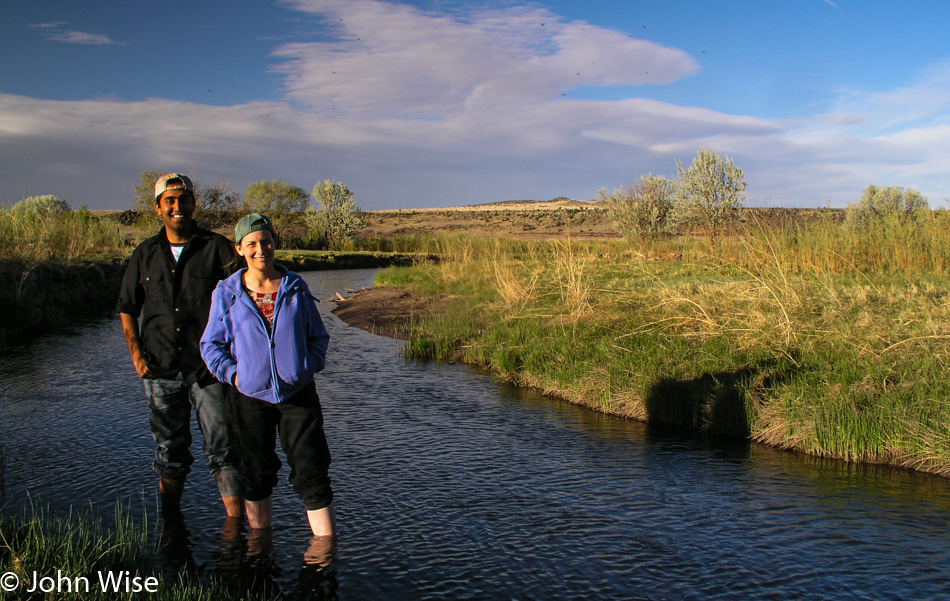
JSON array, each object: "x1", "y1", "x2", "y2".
[{"x1": 236, "y1": 228, "x2": 276, "y2": 271}]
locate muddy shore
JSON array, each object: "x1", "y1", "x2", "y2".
[{"x1": 331, "y1": 286, "x2": 446, "y2": 340}]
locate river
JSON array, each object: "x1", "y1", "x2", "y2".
[{"x1": 1, "y1": 268, "x2": 949, "y2": 600}]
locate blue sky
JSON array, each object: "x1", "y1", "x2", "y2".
[{"x1": 2, "y1": 0, "x2": 949, "y2": 210}]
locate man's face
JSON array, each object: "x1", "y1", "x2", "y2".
[{"x1": 154, "y1": 189, "x2": 195, "y2": 233}]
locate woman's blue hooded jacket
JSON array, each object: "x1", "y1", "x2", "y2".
[{"x1": 200, "y1": 266, "x2": 329, "y2": 404}]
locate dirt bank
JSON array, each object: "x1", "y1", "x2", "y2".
[
  {"x1": 331, "y1": 286, "x2": 447, "y2": 340},
  {"x1": 0, "y1": 259, "x2": 127, "y2": 345}
]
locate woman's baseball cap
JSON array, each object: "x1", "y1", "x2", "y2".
[{"x1": 235, "y1": 213, "x2": 274, "y2": 243}]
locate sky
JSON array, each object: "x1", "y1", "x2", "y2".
[{"x1": 2, "y1": 0, "x2": 949, "y2": 211}]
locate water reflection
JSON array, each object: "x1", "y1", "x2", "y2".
[
  {"x1": 150, "y1": 507, "x2": 340, "y2": 600},
  {"x1": 155, "y1": 509, "x2": 197, "y2": 577},
  {"x1": 1, "y1": 268, "x2": 949, "y2": 600}
]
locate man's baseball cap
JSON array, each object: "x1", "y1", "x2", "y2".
[
  {"x1": 154, "y1": 173, "x2": 194, "y2": 201},
  {"x1": 235, "y1": 213, "x2": 274, "y2": 243}
]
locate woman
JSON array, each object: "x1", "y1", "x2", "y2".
[{"x1": 201, "y1": 213, "x2": 335, "y2": 537}]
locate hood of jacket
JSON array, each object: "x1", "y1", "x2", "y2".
[{"x1": 217, "y1": 265, "x2": 307, "y2": 301}]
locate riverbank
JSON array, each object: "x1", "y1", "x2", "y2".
[
  {"x1": 332, "y1": 286, "x2": 449, "y2": 339},
  {"x1": 332, "y1": 229, "x2": 950, "y2": 478},
  {"x1": 0, "y1": 258, "x2": 127, "y2": 344}
]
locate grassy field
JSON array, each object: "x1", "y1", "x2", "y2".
[{"x1": 371, "y1": 214, "x2": 950, "y2": 476}]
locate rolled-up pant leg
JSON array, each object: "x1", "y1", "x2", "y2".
[
  {"x1": 232, "y1": 383, "x2": 333, "y2": 510},
  {"x1": 191, "y1": 380, "x2": 243, "y2": 498},
  {"x1": 145, "y1": 376, "x2": 195, "y2": 482},
  {"x1": 277, "y1": 383, "x2": 334, "y2": 511},
  {"x1": 232, "y1": 392, "x2": 282, "y2": 503}
]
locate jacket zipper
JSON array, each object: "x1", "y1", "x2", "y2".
[{"x1": 237, "y1": 279, "x2": 299, "y2": 404}]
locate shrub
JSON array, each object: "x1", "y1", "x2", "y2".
[
  {"x1": 675, "y1": 148, "x2": 746, "y2": 241},
  {"x1": 843, "y1": 185, "x2": 929, "y2": 231},
  {"x1": 11, "y1": 195, "x2": 71, "y2": 215},
  {"x1": 243, "y1": 179, "x2": 309, "y2": 235},
  {"x1": 194, "y1": 180, "x2": 242, "y2": 230},
  {"x1": 305, "y1": 180, "x2": 368, "y2": 250},
  {"x1": 598, "y1": 175, "x2": 678, "y2": 242}
]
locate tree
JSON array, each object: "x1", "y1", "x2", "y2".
[
  {"x1": 305, "y1": 180, "x2": 368, "y2": 250},
  {"x1": 11, "y1": 195, "x2": 71, "y2": 215},
  {"x1": 844, "y1": 185, "x2": 929, "y2": 231},
  {"x1": 132, "y1": 169, "x2": 163, "y2": 229},
  {"x1": 243, "y1": 180, "x2": 309, "y2": 235},
  {"x1": 194, "y1": 180, "x2": 241, "y2": 230},
  {"x1": 674, "y1": 148, "x2": 746, "y2": 241},
  {"x1": 597, "y1": 175, "x2": 678, "y2": 243}
]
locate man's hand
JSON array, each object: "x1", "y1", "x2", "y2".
[
  {"x1": 132, "y1": 353, "x2": 152, "y2": 379},
  {"x1": 120, "y1": 312, "x2": 152, "y2": 379}
]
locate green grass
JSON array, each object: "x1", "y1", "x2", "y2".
[
  {"x1": 0, "y1": 501, "x2": 273, "y2": 600},
  {"x1": 375, "y1": 217, "x2": 950, "y2": 476}
]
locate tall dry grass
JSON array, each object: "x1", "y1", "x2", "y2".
[
  {"x1": 0, "y1": 208, "x2": 126, "y2": 264},
  {"x1": 377, "y1": 214, "x2": 950, "y2": 475}
]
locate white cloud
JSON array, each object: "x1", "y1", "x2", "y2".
[
  {"x1": 773, "y1": 59, "x2": 950, "y2": 201},
  {"x1": 29, "y1": 22, "x2": 121, "y2": 45},
  {"x1": 272, "y1": 0, "x2": 697, "y2": 118}
]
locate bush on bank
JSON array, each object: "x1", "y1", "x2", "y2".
[{"x1": 375, "y1": 216, "x2": 950, "y2": 476}]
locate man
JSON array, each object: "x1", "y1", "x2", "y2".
[{"x1": 117, "y1": 173, "x2": 242, "y2": 517}]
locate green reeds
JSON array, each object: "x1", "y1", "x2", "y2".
[
  {"x1": 0, "y1": 500, "x2": 269, "y2": 600},
  {"x1": 377, "y1": 216, "x2": 950, "y2": 475}
]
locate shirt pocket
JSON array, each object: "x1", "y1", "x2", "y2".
[{"x1": 141, "y1": 269, "x2": 166, "y2": 301}]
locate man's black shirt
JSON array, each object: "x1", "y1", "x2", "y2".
[{"x1": 116, "y1": 223, "x2": 235, "y2": 385}]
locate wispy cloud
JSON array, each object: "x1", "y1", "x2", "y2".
[
  {"x1": 774, "y1": 59, "x2": 950, "y2": 200},
  {"x1": 29, "y1": 22, "x2": 122, "y2": 45}
]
